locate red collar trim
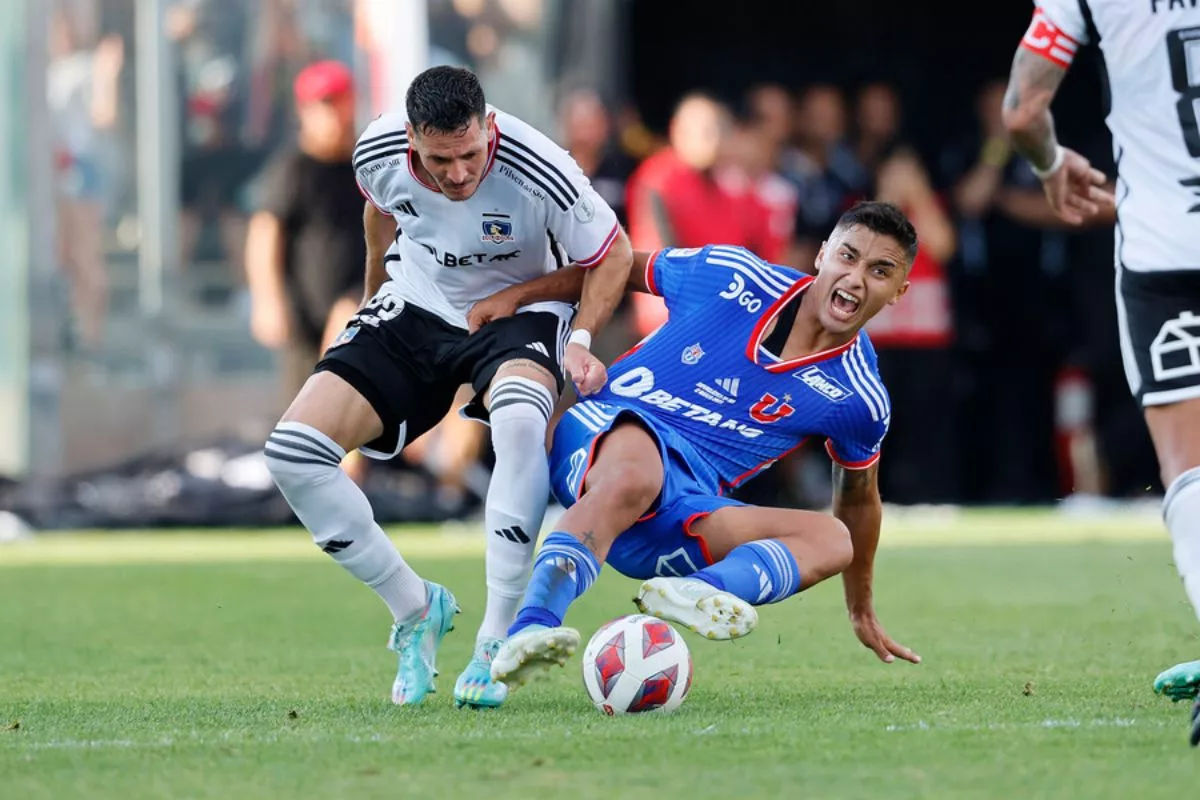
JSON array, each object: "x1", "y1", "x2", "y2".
[{"x1": 746, "y1": 275, "x2": 857, "y2": 373}]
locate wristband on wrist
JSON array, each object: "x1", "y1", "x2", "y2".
[
  {"x1": 567, "y1": 329, "x2": 592, "y2": 350},
  {"x1": 1031, "y1": 145, "x2": 1065, "y2": 179}
]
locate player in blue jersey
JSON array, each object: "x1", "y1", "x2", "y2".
[{"x1": 467, "y1": 201, "x2": 923, "y2": 690}]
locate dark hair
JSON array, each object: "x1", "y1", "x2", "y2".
[
  {"x1": 834, "y1": 201, "x2": 919, "y2": 263},
  {"x1": 405, "y1": 66, "x2": 487, "y2": 135}
]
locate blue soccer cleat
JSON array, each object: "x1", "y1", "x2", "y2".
[
  {"x1": 453, "y1": 638, "x2": 509, "y2": 709},
  {"x1": 388, "y1": 581, "x2": 459, "y2": 706}
]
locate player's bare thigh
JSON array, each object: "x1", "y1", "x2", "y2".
[
  {"x1": 1145, "y1": 396, "x2": 1200, "y2": 486},
  {"x1": 553, "y1": 419, "x2": 665, "y2": 558},
  {"x1": 279, "y1": 371, "x2": 384, "y2": 453},
  {"x1": 690, "y1": 506, "x2": 853, "y2": 587}
]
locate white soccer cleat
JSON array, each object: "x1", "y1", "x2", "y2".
[
  {"x1": 634, "y1": 577, "x2": 758, "y2": 640},
  {"x1": 489, "y1": 625, "x2": 581, "y2": 690}
]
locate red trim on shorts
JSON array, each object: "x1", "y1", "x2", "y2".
[
  {"x1": 824, "y1": 439, "x2": 881, "y2": 470},
  {"x1": 682, "y1": 512, "x2": 716, "y2": 566},
  {"x1": 576, "y1": 222, "x2": 621, "y2": 268}
]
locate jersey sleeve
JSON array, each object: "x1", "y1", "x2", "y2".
[
  {"x1": 647, "y1": 244, "x2": 800, "y2": 319},
  {"x1": 1021, "y1": 2, "x2": 1088, "y2": 68},
  {"x1": 824, "y1": 371, "x2": 891, "y2": 470},
  {"x1": 353, "y1": 113, "x2": 409, "y2": 214},
  {"x1": 643, "y1": 246, "x2": 710, "y2": 315},
  {"x1": 499, "y1": 122, "x2": 621, "y2": 269}
]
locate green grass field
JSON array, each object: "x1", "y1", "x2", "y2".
[{"x1": 3, "y1": 510, "x2": 1199, "y2": 799}]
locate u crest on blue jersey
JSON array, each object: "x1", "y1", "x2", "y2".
[
  {"x1": 748, "y1": 392, "x2": 795, "y2": 424},
  {"x1": 680, "y1": 343, "x2": 705, "y2": 365}
]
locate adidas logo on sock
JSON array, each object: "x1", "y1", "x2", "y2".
[
  {"x1": 752, "y1": 563, "x2": 772, "y2": 603},
  {"x1": 321, "y1": 539, "x2": 353, "y2": 554},
  {"x1": 494, "y1": 526, "x2": 531, "y2": 544}
]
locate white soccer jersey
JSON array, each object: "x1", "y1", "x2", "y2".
[
  {"x1": 1030, "y1": 0, "x2": 1200, "y2": 271},
  {"x1": 353, "y1": 106, "x2": 621, "y2": 328}
]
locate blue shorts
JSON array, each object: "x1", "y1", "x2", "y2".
[{"x1": 548, "y1": 400, "x2": 744, "y2": 580}]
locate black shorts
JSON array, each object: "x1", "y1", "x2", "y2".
[
  {"x1": 1117, "y1": 265, "x2": 1200, "y2": 407},
  {"x1": 314, "y1": 292, "x2": 569, "y2": 458}
]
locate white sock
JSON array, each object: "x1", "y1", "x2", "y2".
[
  {"x1": 1164, "y1": 467, "x2": 1200, "y2": 624},
  {"x1": 478, "y1": 377, "x2": 552, "y2": 642},
  {"x1": 265, "y1": 422, "x2": 427, "y2": 623}
]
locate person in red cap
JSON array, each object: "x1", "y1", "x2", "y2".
[{"x1": 246, "y1": 60, "x2": 365, "y2": 415}]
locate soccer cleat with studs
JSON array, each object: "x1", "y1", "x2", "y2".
[
  {"x1": 489, "y1": 625, "x2": 580, "y2": 690},
  {"x1": 634, "y1": 577, "x2": 758, "y2": 641}
]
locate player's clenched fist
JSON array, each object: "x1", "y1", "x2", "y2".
[{"x1": 564, "y1": 343, "x2": 607, "y2": 396}]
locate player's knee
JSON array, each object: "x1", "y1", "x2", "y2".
[
  {"x1": 816, "y1": 516, "x2": 853, "y2": 573},
  {"x1": 488, "y1": 376, "x2": 553, "y2": 460},
  {"x1": 264, "y1": 423, "x2": 344, "y2": 494},
  {"x1": 591, "y1": 466, "x2": 659, "y2": 517}
]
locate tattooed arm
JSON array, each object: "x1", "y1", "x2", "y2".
[
  {"x1": 832, "y1": 462, "x2": 920, "y2": 664},
  {"x1": 1002, "y1": 46, "x2": 1068, "y2": 173},
  {"x1": 1002, "y1": 36, "x2": 1113, "y2": 224}
]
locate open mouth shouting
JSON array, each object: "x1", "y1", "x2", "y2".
[{"x1": 829, "y1": 287, "x2": 861, "y2": 322}]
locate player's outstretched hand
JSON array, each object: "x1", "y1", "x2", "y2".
[
  {"x1": 851, "y1": 608, "x2": 921, "y2": 665},
  {"x1": 564, "y1": 343, "x2": 607, "y2": 396},
  {"x1": 467, "y1": 288, "x2": 522, "y2": 333},
  {"x1": 1041, "y1": 146, "x2": 1115, "y2": 226}
]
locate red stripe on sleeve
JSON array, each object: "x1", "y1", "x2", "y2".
[
  {"x1": 575, "y1": 222, "x2": 621, "y2": 268},
  {"x1": 824, "y1": 439, "x2": 881, "y2": 471}
]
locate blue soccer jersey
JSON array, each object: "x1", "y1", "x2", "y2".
[{"x1": 591, "y1": 244, "x2": 891, "y2": 491}]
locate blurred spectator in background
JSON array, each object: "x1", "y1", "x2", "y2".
[
  {"x1": 717, "y1": 107, "x2": 797, "y2": 266},
  {"x1": 854, "y1": 82, "x2": 902, "y2": 176},
  {"x1": 782, "y1": 84, "x2": 868, "y2": 271},
  {"x1": 744, "y1": 83, "x2": 793, "y2": 157},
  {"x1": 245, "y1": 60, "x2": 363, "y2": 411},
  {"x1": 942, "y1": 79, "x2": 1067, "y2": 503},
  {"x1": 48, "y1": 5, "x2": 123, "y2": 348},
  {"x1": 867, "y1": 145, "x2": 958, "y2": 503},
  {"x1": 626, "y1": 93, "x2": 775, "y2": 337},
  {"x1": 170, "y1": 0, "x2": 279, "y2": 287},
  {"x1": 558, "y1": 87, "x2": 633, "y2": 227}
]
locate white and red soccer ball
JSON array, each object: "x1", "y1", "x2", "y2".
[{"x1": 581, "y1": 614, "x2": 692, "y2": 715}]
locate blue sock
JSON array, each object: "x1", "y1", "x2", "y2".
[
  {"x1": 692, "y1": 540, "x2": 801, "y2": 605},
  {"x1": 508, "y1": 532, "x2": 601, "y2": 635}
]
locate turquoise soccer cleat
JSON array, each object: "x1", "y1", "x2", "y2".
[
  {"x1": 1154, "y1": 659, "x2": 1200, "y2": 703},
  {"x1": 388, "y1": 581, "x2": 459, "y2": 706},
  {"x1": 453, "y1": 638, "x2": 509, "y2": 709}
]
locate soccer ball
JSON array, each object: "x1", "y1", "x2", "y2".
[{"x1": 581, "y1": 614, "x2": 692, "y2": 715}]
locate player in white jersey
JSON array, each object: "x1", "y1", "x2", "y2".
[
  {"x1": 1003, "y1": 0, "x2": 1200, "y2": 745},
  {"x1": 263, "y1": 66, "x2": 633, "y2": 709}
]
